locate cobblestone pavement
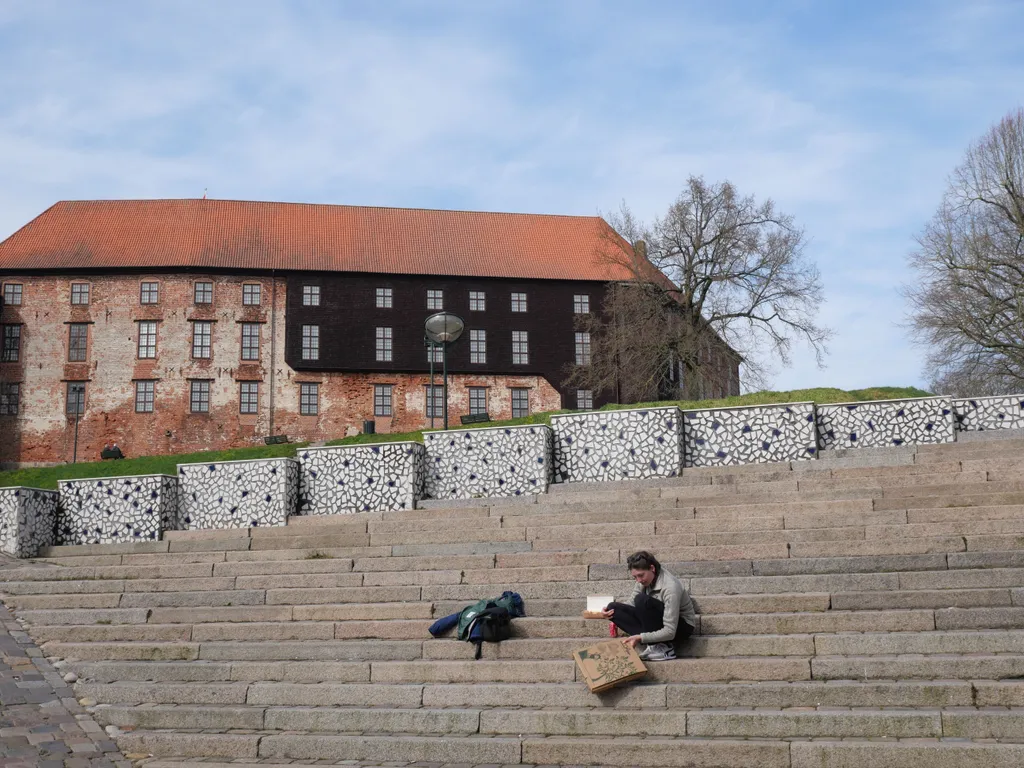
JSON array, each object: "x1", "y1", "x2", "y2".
[{"x1": 1, "y1": 555, "x2": 134, "y2": 768}]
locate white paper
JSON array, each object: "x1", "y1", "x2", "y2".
[{"x1": 586, "y1": 595, "x2": 614, "y2": 613}]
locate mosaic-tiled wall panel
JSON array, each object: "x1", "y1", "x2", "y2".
[
  {"x1": 817, "y1": 397, "x2": 955, "y2": 450},
  {"x1": 298, "y1": 442, "x2": 425, "y2": 515},
  {"x1": 953, "y1": 395, "x2": 1024, "y2": 432},
  {"x1": 551, "y1": 406, "x2": 682, "y2": 483},
  {"x1": 178, "y1": 458, "x2": 299, "y2": 531},
  {"x1": 683, "y1": 402, "x2": 818, "y2": 467},
  {"x1": 57, "y1": 475, "x2": 180, "y2": 545},
  {"x1": 0, "y1": 487, "x2": 58, "y2": 558},
  {"x1": 424, "y1": 425, "x2": 553, "y2": 500}
]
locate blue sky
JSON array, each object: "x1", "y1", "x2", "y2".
[{"x1": 1, "y1": 1, "x2": 1022, "y2": 392}]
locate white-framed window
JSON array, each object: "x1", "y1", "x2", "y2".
[
  {"x1": 469, "y1": 386, "x2": 487, "y2": 415},
  {"x1": 0, "y1": 382, "x2": 19, "y2": 416},
  {"x1": 376, "y1": 287, "x2": 393, "y2": 308},
  {"x1": 426, "y1": 343, "x2": 444, "y2": 364},
  {"x1": 241, "y1": 323, "x2": 260, "y2": 361},
  {"x1": 577, "y1": 389, "x2": 593, "y2": 410},
  {"x1": 240, "y1": 381, "x2": 259, "y2": 414},
  {"x1": 375, "y1": 327, "x2": 393, "y2": 362},
  {"x1": 68, "y1": 323, "x2": 88, "y2": 362},
  {"x1": 3, "y1": 283, "x2": 23, "y2": 306},
  {"x1": 242, "y1": 283, "x2": 262, "y2": 305},
  {"x1": 511, "y1": 387, "x2": 529, "y2": 418},
  {"x1": 66, "y1": 382, "x2": 86, "y2": 415},
  {"x1": 2, "y1": 325, "x2": 21, "y2": 362},
  {"x1": 470, "y1": 329, "x2": 486, "y2": 364},
  {"x1": 511, "y1": 292, "x2": 527, "y2": 312},
  {"x1": 192, "y1": 321, "x2": 212, "y2": 359},
  {"x1": 303, "y1": 285, "x2": 320, "y2": 306},
  {"x1": 512, "y1": 330, "x2": 529, "y2": 365},
  {"x1": 135, "y1": 381, "x2": 155, "y2": 413},
  {"x1": 426, "y1": 289, "x2": 444, "y2": 310},
  {"x1": 300, "y1": 383, "x2": 319, "y2": 415},
  {"x1": 574, "y1": 294, "x2": 590, "y2": 314},
  {"x1": 301, "y1": 324, "x2": 319, "y2": 361},
  {"x1": 137, "y1": 321, "x2": 157, "y2": 359},
  {"x1": 190, "y1": 380, "x2": 211, "y2": 413},
  {"x1": 194, "y1": 281, "x2": 213, "y2": 304},
  {"x1": 71, "y1": 283, "x2": 90, "y2": 305},
  {"x1": 469, "y1": 291, "x2": 486, "y2": 311},
  {"x1": 140, "y1": 281, "x2": 159, "y2": 305},
  {"x1": 425, "y1": 384, "x2": 445, "y2": 418},
  {"x1": 575, "y1": 331, "x2": 591, "y2": 366},
  {"x1": 374, "y1": 384, "x2": 393, "y2": 417}
]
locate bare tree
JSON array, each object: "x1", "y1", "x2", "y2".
[
  {"x1": 906, "y1": 107, "x2": 1024, "y2": 396},
  {"x1": 567, "y1": 177, "x2": 830, "y2": 402}
]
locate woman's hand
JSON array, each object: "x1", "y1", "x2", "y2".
[
  {"x1": 622, "y1": 635, "x2": 642, "y2": 648},
  {"x1": 600, "y1": 607, "x2": 614, "y2": 619}
]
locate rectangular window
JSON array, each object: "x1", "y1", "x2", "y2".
[
  {"x1": 574, "y1": 294, "x2": 590, "y2": 314},
  {"x1": 469, "y1": 291, "x2": 486, "y2": 311},
  {"x1": 374, "y1": 384, "x2": 393, "y2": 417},
  {"x1": 470, "y1": 329, "x2": 486, "y2": 364},
  {"x1": 242, "y1": 283, "x2": 261, "y2": 305},
  {"x1": 71, "y1": 283, "x2": 90, "y2": 305},
  {"x1": 190, "y1": 380, "x2": 211, "y2": 413},
  {"x1": 241, "y1": 323, "x2": 260, "y2": 361},
  {"x1": 376, "y1": 287, "x2": 393, "y2": 308},
  {"x1": 426, "y1": 289, "x2": 444, "y2": 310},
  {"x1": 137, "y1": 321, "x2": 157, "y2": 359},
  {"x1": 577, "y1": 389, "x2": 594, "y2": 410},
  {"x1": 512, "y1": 330, "x2": 529, "y2": 365},
  {"x1": 375, "y1": 326, "x2": 393, "y2": 362},
  {"x1": 575, "y1": 331, "x2": 591, "y2": 366},
  {"x1": 303, "y1": 285, "x2": 321, "y2": 306},
  {"x1": 140, "y1": 281, "x2": 159, "y2": 304},
  {"x1": 426, "y1": 342, "x2": 443, "y2": 364},
  {"x1": 301, "y1": 325, "x2": 319, "y2": 361},
  {"x1": 3, "y1": 283, "x2": 23, "y2": 306},
  {"x1": 192, "y1": 321, "x2": 212, "y2": 359},
  {"x1": 511, "y1": 387, "x2": 529, "y2": 418},
  {"x1": 68, "y1": 323, "x2": 88, "y2": 362},
  {"x1": 511, "y1": 292, "x2": 527, "y2": 312},
  {"x1": 0, "y1": 382, "x2": 19, "y2": 416},
  {"x1": 134, "y1": 381, "x2": 155, "y2": 413},
  {"x1": 240, "y1": 381, "x2": 259, "y2": 414},
  {"x1": 66, "y1": 382, "x2": 86, "y2": 415},
  {"x1": 425, "y1": 384, "x2": 445, "y2": 418},
  {"x1": 469, "y1": 386, "x2": 487, "y2": 415},
  {"x1": 2, "y1": 325, "x2": 21, "y2": 362},
  {"x1": 194, "y1": 281, "x2": 213, "y2": 304},
  {"x1": 300, "y1": 383, "x2": 319, "y2": 415}
]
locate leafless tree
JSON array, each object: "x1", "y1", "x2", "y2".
[
  {"x1": 906, "y1": 107, "x2": 1024, "y2": 396},
  {"x1": 567, "y1": 177, "x2": 830, "y2": 402}
]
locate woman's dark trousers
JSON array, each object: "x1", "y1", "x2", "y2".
[{"x1": 607, "y1": 593, "x2": 694, "y2": 641}]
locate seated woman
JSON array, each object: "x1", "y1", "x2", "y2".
[{"x1": 601, "y1": 550, "x2": 697, "y2": 661}]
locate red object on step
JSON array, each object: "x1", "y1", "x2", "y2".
[{"x1": 609, "y1": 622, "x2": 616, "y2": 637}]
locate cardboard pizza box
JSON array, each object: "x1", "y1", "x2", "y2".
[{"x1": 573, "y1": 639, "x2": 648, "y2": 693}]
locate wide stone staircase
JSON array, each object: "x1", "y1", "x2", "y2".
[{"x1": 5, "y1": 437, "x2": 1024, "y2": 766}]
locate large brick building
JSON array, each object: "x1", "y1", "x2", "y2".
[{"x1": 0, "y1": 199, "x2": 740, "y2": 465}]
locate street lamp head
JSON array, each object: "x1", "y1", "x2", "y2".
[{"x1": 424, "y1": 312, "x2": 465, "y2": 344}]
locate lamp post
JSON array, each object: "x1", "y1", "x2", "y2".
[{"x1": 424, "y1": 312, "x2": 465, "y2": 430}]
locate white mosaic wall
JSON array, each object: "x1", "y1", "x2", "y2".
[
  {"x1": 57, "y1": 474, "x2": 180, "y2": 545},
  {"x1": 298, "y1": 442, "x2": 425, "y2": 515},
  {"x1": 424, "y1": 425, "x2": 553, "y2": 500},
  {"x1": 551, "y1": 406, "x2": 682, "y2": 483},
  {"x1": 817, "y1": 397, "x2": 955, "y2": 450},
  {"x1": 953, "y1": 395, "x2": 1024, "y2": 432},
  {"x1": 683, "y1": 402, "x2": 818, "y2": 467},
  {"x1": 0, "y1": 487, "x2": 58, "y2": 558},
  {"x1": 178, "y1": 457, "x2": 299, "y2": 531}
]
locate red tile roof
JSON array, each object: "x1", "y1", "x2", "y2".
[{"x1": 0, "y1": 199, "x2": 642, "y2": 282}]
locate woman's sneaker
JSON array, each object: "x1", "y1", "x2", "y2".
[{"x1": 639, "y1": 643, "x2": 676, "y2": 661}]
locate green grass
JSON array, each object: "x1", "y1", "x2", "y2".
[{"x1": 0, "y1": 385, "x2": 932, "y2": 490}]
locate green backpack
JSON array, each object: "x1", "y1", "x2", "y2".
[{"x1": 456, "y1": 592, "x2": 522, "y2": 641}]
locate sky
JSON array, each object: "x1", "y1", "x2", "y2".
[{"x1": 1, "y1": 0, "x2": 1022, "y2": 392}]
